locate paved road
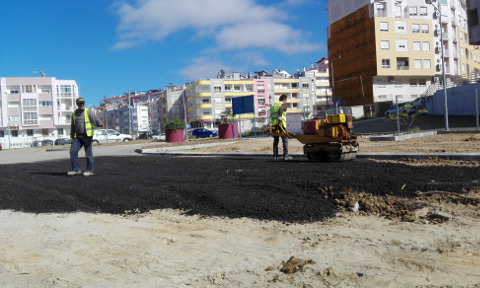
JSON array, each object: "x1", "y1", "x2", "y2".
[{"x1": 0, "y1": 143, "x2": 149, "y2": 165}]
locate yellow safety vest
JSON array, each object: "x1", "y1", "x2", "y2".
[
  {"x1": 270, "y1": 102, "x2": 287, "y2": 128},
  {"x1": 72, "y1": 108, "x2": 94, "y2": 137}
]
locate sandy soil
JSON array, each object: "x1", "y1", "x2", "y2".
[{"x1": 1, "y1": 133, "x2": 480, "y2": 287}]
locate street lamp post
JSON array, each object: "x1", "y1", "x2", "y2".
[
  {"x1": 330, "y1": 55, "x2": 341, "y2": 113},
  {"x1": 426, "y1": 0, "x2": 449, "y2": 131}
]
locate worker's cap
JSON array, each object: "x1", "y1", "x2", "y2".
[{"x1": 76, "y1": 98, "x2": 85, "y2": 105}]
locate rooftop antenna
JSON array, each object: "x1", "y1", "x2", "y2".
[{"x1": 33, "y1": 70, "x2": 46, "y2": 77}]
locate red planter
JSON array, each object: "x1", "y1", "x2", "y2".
[
  {"x1": 218, "y1": 123, "x2": 238, "y2": 139},
  {"x1": 166, "y1": 129, "x2": 184, "y2": 143}
]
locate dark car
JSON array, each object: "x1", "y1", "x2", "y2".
[
  {"x1": 54, "y1": 138, "x2": 70, "y2": 145},
  {"x1": 41, "y1": 139, "x2": 54, "y2": 146},
  {"x1": 191, "y1": 128, "x2": 217, "y2": 138},
  {"x1": 0, "y1": 143, "x2": 2, "y2": 151}
]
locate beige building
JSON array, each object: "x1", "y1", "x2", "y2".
[
  {"x1": 0, "y1": 76, "x2": 78, "y2": 149},
  {"x1": 327, "y1": 0, "x2": 480, "y2": 114}
]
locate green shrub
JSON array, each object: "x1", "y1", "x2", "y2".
[{"x1": 165, "y1": 117, "x2": 185, "y2": 130}]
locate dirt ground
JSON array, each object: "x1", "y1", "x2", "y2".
[{"x1": 1, "y1": 132, "x2": 480, "y2": 287}]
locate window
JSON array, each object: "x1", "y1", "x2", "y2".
[
  {"x1": 257, "y1": 85, "x2": 265, "y2": 92},
  {"x1": 381, "y1": 40, "x2": 390, "y2": 50},
  {"x1": 410, "y1": 79, "x2": 418, "y2": 86},
  {"x1": 202, "y1": 99, "x2": 210, "y2": 104},
  {"x1": 395, "y1": 21, "x2": 407, "y2": 33},
  {"x1": 421, "y1": 24, "x2": 429, "y2": 33},
  {"x1": 23, "y1": 112, "x2": 38, "y2": 125},
  {"x1": 422, "y1": 42, "x2": 430, "y2": 51},
  {"x1": 302, "y1": 83, "x2": 309, "y2": 88},
  {"x1": 11, "y1": 130, "x2": 19, "y2": 137},
  {"x1": 382, "y1": 59, "x2": 391, "y2": 68},
  {"x1": 423, "y1": 59, "x2": 431, "y2": 69},
  {"x1": 419, "y1": 6, "x2": 428, "y2": 15},
  {"x1": 396, "y1": 39, "x2": 408, "y2": 52},
  {"x1": 414, "y1": 59, "x2": 422, "y2": 69},
  {"x1": 378, "y1": 95, "x2": 387, "y2": 99},
  {"x1": 412, "y1": 24, "x2": 420, "y2": 33},
  {"x1": 224, "y1": 85, "x2": 232, "y2": 91},
  {"x1": 413, "y1": 41, "x2": 421, "y2": 51},
  {"x1": 409, "y1": 6, "x2": 417, "y2": 16},
  {"x1": 419, "y1": 79, "x2": 426, "y2": 86},
  {"x1": 6, "y1": 86, "x2": 20, "y2": 94},
  {"x1": 214, "y1": 86, "x2": 221, "y2": 92},
  {"x1": 23, "y1": 99, "x2": 37, "y2": 111},
  {"x1": 27, "y1": 129, "x2": 34, "y2": 136},
  {"x1": 23, "y1": 85, "x2": 36, "y2": 93},
  {"x1": 380, "y1": 22, "x2": 389, "y2": 31},
  {"x1": 234, "y1": 85, "x2": 241, "y2": 92},
  {"x1": 397, "y1": 57, "x2": 409, "y2": 70},
  {"x1": 40, "y1": 101, "x2": 53, "y2": 107}
]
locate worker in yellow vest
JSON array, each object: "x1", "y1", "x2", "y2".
[
  {"x1": 68, "y1": 97, "x2": 104, "y2": 176},
  {"x1": 270, "y1": 94, "x2": 292, "y2": 161}
]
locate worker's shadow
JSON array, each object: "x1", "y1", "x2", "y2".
[{"x1": 30, "y1": 171, "x2": 70, "y2": 176}]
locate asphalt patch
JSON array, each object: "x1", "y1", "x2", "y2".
[{"x1": 0, "y1": 156, "x2": 478, "y2": 222}]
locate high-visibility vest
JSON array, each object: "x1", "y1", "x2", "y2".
[
  {"x1": 72, "y1": 108, "x2": 94, "y2": 137},
  {"x1": 270, "y1": 102, "x2": 287, "y2": 128}
]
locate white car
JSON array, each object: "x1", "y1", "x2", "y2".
[
  {"x1": 93, "y1": 129, "x2": 133, "y2": 144},
  {"x1": 152, "y1": 133, "x2": 166, "y2": 141}
]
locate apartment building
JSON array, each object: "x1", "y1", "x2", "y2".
[
  {"x1": 0, "y1": 77, "x2": 78, "y2": 149},
  {"x1": 96, "y1": 86, "x2": 186, "y2": 136},
  {"x1": 327, "y1": 0, "x2": 480, "y2": 115},
  {"x1": 184, "y1": 65, "x2": 332, "y2": 130}
]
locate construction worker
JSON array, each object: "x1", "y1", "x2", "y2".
[
  {"x1": 68, "y1": 97, "x2": 103, "y2": 176},
  {"x1": 270, "y1": 94, "x2": 292, "y2": 161}
]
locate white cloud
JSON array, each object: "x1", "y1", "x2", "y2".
[
  {"x1": 177, "y1": 57, "x2": 226, "y2": 81},
  {"x1": 113, "y1": 0, "x2": 319, "y2": 54}
]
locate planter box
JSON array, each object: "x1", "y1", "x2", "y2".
[
  {"x1": 166, "y1": 129, "x2": 184, "y2": 143},
  {"x1": 218, "y1": 124, "x2": 238, "y2": 139}
]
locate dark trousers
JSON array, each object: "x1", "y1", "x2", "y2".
[
  {"x1": 273, "y1": 136, "x2": 288, "y2": 158},
  {"x1": 70, "y1": 134, "x2": 94, "y2": 172}
]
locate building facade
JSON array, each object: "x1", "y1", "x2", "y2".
[
  {"x1": 183, "y1": 64, "x2": 333, "y2": 130},
  {"x1": 327, "y1": 0, "x2": 480, "y2": 114},
  {"x1": 0, "y1": 77, "x2": 78, "y2": 149}
]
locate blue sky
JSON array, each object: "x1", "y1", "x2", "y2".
[{"x1": 0, "y1": 0, "x2": 329, "y2": 106}]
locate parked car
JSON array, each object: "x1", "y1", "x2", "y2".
[
  {"x1": 191, "y1": 128, "x2": 217, "y2": 138},
  {"x1": 54, "y1": 138, "x2": 70, "y2": 145},
  {"x1": 93, "y1": 129, "x2": 133, "y2": 144},
  {"x1": 152, "y1": 133, "x2": 166, "y2": 141},
  {"x1": 0, "y1": 143, "x2": 2, "y2": 151},
  {"x1": 31, "y1": 140, "x2": 42, "y2": 147},
  {"x1": 41, "y1": 139, "x2": 54, "y2": 146}
]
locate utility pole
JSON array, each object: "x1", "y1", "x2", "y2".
[
  {"x1": 104, "y1": 95, "x2": 107, "y2": 129},
  {"x1": 128, "y1": 89, "x2": 132, "y2": 136}
]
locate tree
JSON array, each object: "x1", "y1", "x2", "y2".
[{"x1": 387, "y1": 103, "x2": 427, "y2": 129}]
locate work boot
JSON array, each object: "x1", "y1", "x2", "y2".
[
  {"x1": 283, "y1": 155, "x2": 293, "y2": 161},
  {"x1": 67, "y1": 170, "x2": 82, "y2": 176}
]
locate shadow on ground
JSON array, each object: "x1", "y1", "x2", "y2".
[{"x1": 1, "y1": 155, "x2": 478, "y2": 222}]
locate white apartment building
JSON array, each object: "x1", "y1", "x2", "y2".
[
  {"x1": 327, "y1": 0, "x2": 480, "y2": 114},
  {"x1": 0, "y1": 77, "x2": 78, "y2": 149}
]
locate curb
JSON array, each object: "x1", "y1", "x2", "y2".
[{"x1": 140, "y1": 150, "x2": 480, "y2": 161}]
